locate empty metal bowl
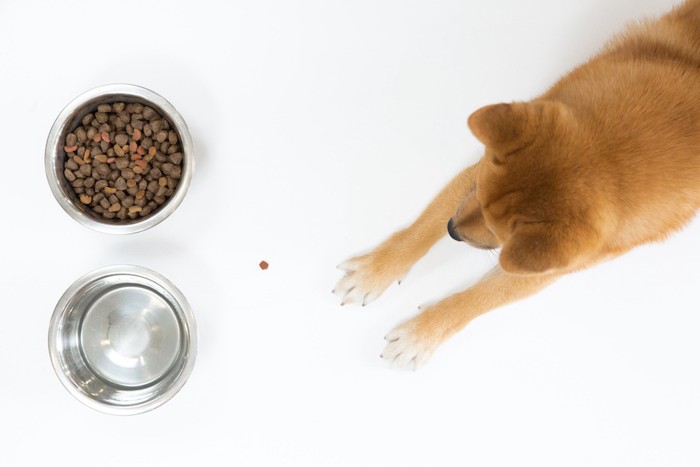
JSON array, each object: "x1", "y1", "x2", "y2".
[
  {"x1": 48, "y1": 265, "x2": 197, "y2": 415},
  {"x1": 45, "y1": 84, "x2": 194, "y2": 234}
]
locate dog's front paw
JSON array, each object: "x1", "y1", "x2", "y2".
[
  {"x1": 333, "y1": 251, "x2": 408, "y2": 306},
  {"x1": 380, "y1": 315, "x2": 442, "y2": 370}
]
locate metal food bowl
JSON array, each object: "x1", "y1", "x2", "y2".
[
  {"x1": 48, "y1": 265, "x2": 197, "y2": 415},
  {"x1": 45, "y1": 84, "x2": 194, "y2": 234}
]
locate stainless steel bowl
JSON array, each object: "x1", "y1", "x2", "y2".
[
  {"x1": 48, "y1": 265, "x2": 197, "y2": 415},
  {"x1": 45, "y1": 84, "x2": 194, "y2": 234}
]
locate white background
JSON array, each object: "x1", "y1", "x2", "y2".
[{"x1": 1, "y1": 0, "x2": 698, "y2": 465}]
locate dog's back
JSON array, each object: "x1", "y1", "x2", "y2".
[{"x1": 540, "y1": 0, "x2": 700, "y2": 250}]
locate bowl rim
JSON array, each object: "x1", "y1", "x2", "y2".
[
  {"x1": 48, "y1": 264, "x2": 198, "y2": 415},
  {"x1": 45, "y1": 83, "x2": 194, "y2": 234}
]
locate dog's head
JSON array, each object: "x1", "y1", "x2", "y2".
[{"x1": 449, "y1": 101, "x2": 603, "y2": 274}]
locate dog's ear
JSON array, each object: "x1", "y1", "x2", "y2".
[
  {"x1": 468, "y1": 103, "x2": 531, "y2": 153},
  {"x1": 499, "y1": 221, "x2": 596, "y2": 275}
]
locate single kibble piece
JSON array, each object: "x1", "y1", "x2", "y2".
[{"x1": 259, "y1": 261, "x2": 269, "y2": 270}]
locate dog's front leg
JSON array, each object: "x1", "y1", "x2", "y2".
[
  {"x1": 381, "y1": 266, "x2": 560, "y2": 368},
  {"x1": 334, "y1": 164, "x2": 479, "y2": 306}
]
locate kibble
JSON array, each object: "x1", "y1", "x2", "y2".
[{"x1": 61, "y1": 102, "x2": 184, "y2": 220}]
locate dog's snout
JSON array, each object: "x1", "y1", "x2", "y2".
[{"x1": 447, "y1": 218, "x2": 462, "y2": 242}]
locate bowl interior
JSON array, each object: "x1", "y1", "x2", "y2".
[
  {"x1": 49, "y1": 268, "x2": 196, "y2": 414},
  {"x1": 46, "y1": 85, "x2": 193, "y2": 234}
]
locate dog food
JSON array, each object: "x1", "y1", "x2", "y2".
[
  {"x1": 62, "y1": 103, "x2": 184, "y2": 220},
  {"x1": 259, "y1": 261, "x2": 269, "y2": 270}
]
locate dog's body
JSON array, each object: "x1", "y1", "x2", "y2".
[{"x1": 335, "y1": 0, "x2": 700, "y2": 368}]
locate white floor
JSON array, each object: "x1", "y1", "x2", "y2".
[{"x1": 1, "y1": 0, "x2": 698, "y2": 466}]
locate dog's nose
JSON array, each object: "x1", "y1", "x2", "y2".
[{"x1": 447, "y1": 218, "x2": 462, "y2": 242}]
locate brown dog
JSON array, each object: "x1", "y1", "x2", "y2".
[{"x1": 334, "y1": 0, "x2": 700, "y2": 368}]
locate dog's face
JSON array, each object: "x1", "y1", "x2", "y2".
[{"x1": 449, "y1": 102, "x2": 602, "y2": 275}]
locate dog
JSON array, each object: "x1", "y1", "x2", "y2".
[{"x1": 333, "y1": 0, "x2": 700, "y2": 369}]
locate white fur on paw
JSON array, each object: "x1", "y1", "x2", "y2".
[
  {"x1": 333, "y1": 255, "x2": 401, "y2": 307},
  {"x1": 381, "y1": 321, "x2": 437, "y2": 370}
]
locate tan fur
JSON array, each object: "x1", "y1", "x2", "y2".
[{"x1": 335, "y1": 0, "x2": 700, "y2": 368}]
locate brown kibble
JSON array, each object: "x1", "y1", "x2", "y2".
[
  {"x1": 169, "y1": 152, "x2": 183, "y2": 165},
  {"x1": 104, "y1": 187, "x2": 117, "y2": 194},
  {"x1": 108, "y1": 203, "x2": 121, "y2": 213},
  {"x1": 79, "y1": 164, "x2": 92, "y2": 177},
  {"x1": 96, "y1": 163, "x2": 111, "y2": 176},
  {"x1": 64, "y1": 169, "x2": 76, "y2": 182},
  {"x1": 259, "y1": 261, "x2": 269, "y2": 270},
  {"x1": 128, "y1": 205, "x2": 142, "y2": 214},
  {"x1": 82, "y1": 113, "x2": 94, "y2": 126},
  {"x1": 156, "y1": 130, "x2": 168, "y2": 143},
  {"x1": 133, "y1": 128, "x2": 142, "y2": 141},
  {"x1": 93, "y1": 133, "x2": 102, "y2": 143},
  {"x1": 150, "y1": 119, "x2": 163, "y2": 133},
  {"x1": 76, "y1": 127, "x2": 87, "y2": 143},
  {"x1": 129, "y1": 141, "x2": 138, "y2": 153},
  {"x1": 158, "y1": 176, "x2": 168, "y2": 187},
  {"x1": 168, "y1": 131, "x2": 178, "y2": 145},
  {"x1": 115, "y1": 157, "x2": 129, "y2": 170},
  {"x1": 132, "y1": 165, "x2": 143, "y2": 174},
  {"x1": 135, "y1": 190, "x2": 145, "y2": 200},
  {"x1": 106, "y1": 157, "x2": 115, "y2": 163},
  {"x1": 97, "y1": 104, "x2": 112, "y2": 113},
  {"x1": 142, "y1": 106, "x2": 155, "y2": 120},
  {"x1": 64, "y1": 145, "x2": 78, "y2": 153},
  {"x1": 79, "y1": 194, "x2": 92, "y2": 204},
  {"x1": 101, "y1": 130, "x2": 110, "y2": 142},
  {"x1": 114, "y1": 134, "x2": 129, "y2": 146},
  {"x1": 94, "y1": 154, "x2": 108, "y2": 163},
  {"x1": 72, "y1": 155, "x2": 85, "y2": 165},
  {"x1": 114, "y1": 144, "x2": 125, "y2": 156}
]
